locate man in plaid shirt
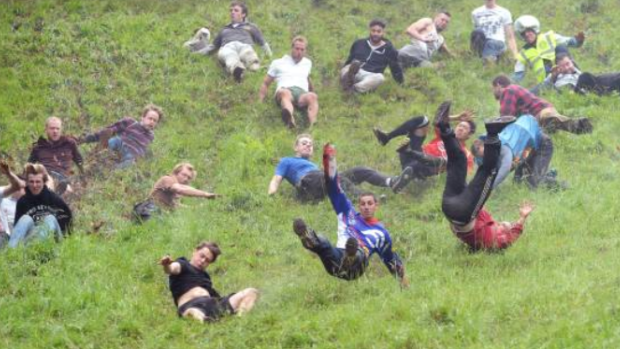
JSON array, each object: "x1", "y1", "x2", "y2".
[{"x1": 492, "y1": 75, "x2": 592, "y2": 134}]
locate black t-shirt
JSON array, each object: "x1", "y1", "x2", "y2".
[{"x1": 168, "y1": 257, "x2": 220, "y2": 306}]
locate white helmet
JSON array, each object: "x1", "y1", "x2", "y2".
[{"x1": 514, "y1": 15, "x2": 540, "y2": 35}]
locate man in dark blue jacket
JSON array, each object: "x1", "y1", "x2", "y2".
[{"x1": 341, "y1": 19, "x2": 404, "y2": 93}]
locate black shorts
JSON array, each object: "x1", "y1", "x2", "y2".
[{"x1": 177, "y1": 295, "x2": 235, "y2": 322}]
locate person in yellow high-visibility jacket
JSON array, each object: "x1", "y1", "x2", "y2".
[{"x1": 512, "y1": 15, "x2": 584, "y2": 84}]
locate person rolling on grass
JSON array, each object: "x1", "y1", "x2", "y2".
[
  {"x1": 135, "y1": 163, "x2": 220, "y2": 222},
  {"x1": 373, "y1": 110, "x2": 476, "y2": 183},
  {"x1": 492, "y1": 74, "x2": 593, "y2": 134},
  {"x1": 435, "y1": 101, "x2": 535, "y2": 251},
  {"x1": 398, "y1": 11, "x2": 455, "y2": 69},
  {"x1": 160, "y1": 241, "x2": 259, "y2": 322},
  {"x1": 79, "y1": 104, "x2": 163, "y2": 169},
  {"x1": 7, "y1": 163, "x2": 72, "y2": 249},
  {"x1": 340, "y1": 19, "x2": 403, "y2": 93},
  {"x1": 201, "y1": 1, "x2": 272, "y2": 83},
  {"x1": 268, "y1": 134, "x2": 414, "y2": 202},
  {"x1": 259, "y1": 36, "x2": 319, "y2": 129},
  {"x1": 28, "y1": 116, "x2": 84, "y2": 195},
  {"x1": 543, "y1": 53, "x2": 620, "y2": 95},
  {"x1": 292, "y1": 143, "x2": 408, "y2": 287}
]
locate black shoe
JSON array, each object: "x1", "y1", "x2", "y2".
[
  {"x1": 390, "y1": 166, "x2": 413, "y2": 193},
  {"x1": 293, "y1": 218, "x2": 318, "y2": 249},
  {"x1": 485, "y1": 116, "x2": 516, "y2": 135},
  {"x1": 343, "y1": 237, "x2": 359, "y2": 267},
  {"x1": 373, "y1": 128, "x2": 389, "y2": 146},
  {"x1": 433, "y1": 101, "x2": 452, "y2": 129},
  {"x1": 281, "y1": 109, "x2": 296, "y2": 129},
  {"x1": 342, "y1": 60, "x2": 361, "y2": 91},
  {"x1": 233, "y1": 67, "x2": 244, "y2": 83},
  {"x1": 575, "y1": 117, "x2": 593, "y2": 134}
]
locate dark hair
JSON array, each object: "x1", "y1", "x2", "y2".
[
  {"x1": 471, "y1": 139, "x2": 484, "y2": 159},
  {"x1": 492, "y1": 74, "x2": 512, "y2": 87},
  {"x1": 230, "y1": 1, "x2": 248, "y2": 20},
  {"x1": 369, "y1": 19, "x2": 386, "y2": 28},
  {"x1": 195, "y1": 241, "x2": 222, "y2": 262},
  {"x1": 358, "y1": 191, "x2": 377, "y2": 203},
  {"x1": 438, "y1": 11, "x2": 452, "y2": 18},
  {"x1": 465, "y1": 120, "x2": 477, "y2": 134},
  {"x1": 555, "y1": 52, "x2": 571, "y2": 65}
]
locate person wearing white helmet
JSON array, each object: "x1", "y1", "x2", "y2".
[
  {"x1": 513, "y1": 15, "x2": 585, "y2": 85},
  {"x1": 470, "y1": 0, "x2": 518, "y2": 63}
]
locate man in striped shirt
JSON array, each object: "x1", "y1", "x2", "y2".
[
  {"x1": 292, "y1": 143, "x2": 408, "y2": 287},
  {"x1": 80, "y1": 104, "x2": 163, "y2": 169}
]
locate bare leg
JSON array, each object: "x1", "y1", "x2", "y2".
[
  {"x1": 228, "y1": 288, "x2": 259, "y2": 316},
  {"x1": 298, "y1": 92, "x2": 319, "y2": 125},
  {"x1": 182, "y1": 308, "x2": 207, "y2": 322},
  {"x1": 276, "y1": 89, "x2": 296, "y2": 128}
]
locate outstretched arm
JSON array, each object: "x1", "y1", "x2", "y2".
[
  {"x1": 323, "y1": 144, "x2": 354, "y2": 215},
  {"x1": 160, "y1": 255, "x2": 181, "y2": 275},
  {"x1": 493, "y1": 202, "x2": 535, "y2": 249},
  {"x1": 448, "y1": 110, "x2": 475, "y2": 122},
  {"x1": 259, "y1": 75, "x2": 275, "y2": 102},
  {"x1": 170, "y1": 183, "x2": 219, "y2": 199},
  {"x1": 405, "y1": 18, "x2": 433, "y2": 41},
  {"x1": 0, "y1": 161, "x2": 25, "y2": 196},
  {"x1": 268, "y1": 175, "x2": 283, "y2": 195}
]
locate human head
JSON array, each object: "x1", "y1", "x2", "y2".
[
  {"x1": 368, "y1": 19, "x2": 386, "y2": 45},
  {"x1": 172, "y1": 162, "x2": 197, "y2": 185},
  {"x1": 45, "y1": 117, "x2": 63, "y2": 142},
  {"x1": 230, "y1": 1, "x2": 247, "y2": 23},
  {"x1": 485, "y1": 0, "x2": 497, "y2": 8},
  {"x1": 455, "y1": 120, "x2": 476, "y2": 141},
  {"x1": 492, "y1": 74, "x2": 512, "y2": 100},
  {"x1": 140, "y1": 104, "x2": 163, "y2": 130},
  {"x1": 24, "y1": 163, "x2": 49, "y2": 195},
  {"x1": 290, "y1": 36, "x2": 308, "y2": 63},
  {"x1": 471, "y1": 139, "x2": 485, "y2": 165},
  {"x1": 294, "y1": 134, "x2": 314, "y2": 159},
  {"x1": 434, "y1": 12, "x2": 451, "y2": 32},
  {"x1": 358, "y1": 192, "x2": 378, "y2": 220},
  {"x1": 555, "y1": 53, "x2": 576, "y2": 74},
  {"x1": 191, "y1": 241, "x2": 222, "y2": 269},
  {"x1": 522, "y1": 29, "x2": 537, "y2": 45}
]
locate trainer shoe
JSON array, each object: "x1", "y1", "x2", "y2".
[
  {"x1": 485, "y1": 116, "x2": 516, "y2": 135},
  {"x1": 390, "y1": 166, "x2": 413, "y2": 193},
  {"x1": 341, "y1": 60, "x2": 361, "y2": 91},
  {"x1": 281, "y1": 109, "x2": 296, "y2": 129},
  {"x1": 575, "y1": 117, "x2": 593, "y2": 134},
  {"x1": 433, "y1": 101, "x2": 452, "y2": 128},
  {"x1": 293, "y1": 218, "x2": 319, "y2": 249},
  {"x1": 233, "y1": 67, "x2": 244, "y2": 83},
  {"x1": 373, "y1": 128, "x2": 390, "y2": 146}
]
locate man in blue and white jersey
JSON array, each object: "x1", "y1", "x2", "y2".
[{"x1": 292, "y1": 144, "x2": 408, "y2": 287}]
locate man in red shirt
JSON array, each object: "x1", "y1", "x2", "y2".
[
  {"x1": 373, "y1": 110, "x2": 476, "y2": 180},
  {"x1": 436, "y1": 101, "x2": 535, "y2": 251},
  {"x1": 492, "y1": 74, "x2": 592, "y2": 134}
]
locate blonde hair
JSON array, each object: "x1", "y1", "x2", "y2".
[
  {"x1": 291, "y1": 36, "x2": 308, "y2": 47},
  {"x1": 45, "y1": 116, "x2": 62, "y2": 128},
  {"x1": 295, "y1": 133, "x2": 313, "y2": 146},
  {"x1": 24, "y1": 163, "x2": 50, "y2": 183},
  {"x1": 172, "y1": 162, "x2": 197, "y2": 180},
  {"x1": 141, "y1": 104, "x2": 164, "y2": 122}
]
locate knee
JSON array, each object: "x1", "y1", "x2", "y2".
[
  {"x1": 16, "y1": 215, "x2": 34, "y2": 226},
  {"x1": 277, "y1": 89, "x2": 293, "y2": 101},
  {"x1": 306, "y1": 92, "x2": 318, "y2": 103},
  {"x1": 242, "y1": 288, "x2": 260, "y2": 300}
]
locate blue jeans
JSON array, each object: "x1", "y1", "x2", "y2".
[
  {"x1": 8, "y1": 215, "x2": 62, "y2": 248},
  {"x1": 108, "y1": 136, "x2": 136, "y2": 169},
  {"x1": 482, "y1": 39, "x2": 506, "y2": 60}
]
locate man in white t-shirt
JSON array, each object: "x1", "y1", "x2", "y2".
[
  {"x1": 470, "y1": 0, "x2": 518, "y2": 63},
  {"x1": 398, "y1": 11, "x2": 455, "y2": 69},
  {"x1": 0, "y1": 161, "x2": 25, "y2": 247},
  {"x1": 258, "y1": 36, "x2": 318, "y2": 129}
]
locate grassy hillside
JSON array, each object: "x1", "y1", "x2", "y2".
[{"x1": 1, "y1": 0, "x2": 620, "y2": 348}]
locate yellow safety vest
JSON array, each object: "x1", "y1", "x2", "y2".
[{"x1": 517, "y1": 31, "x2": 557, "y2": 83}]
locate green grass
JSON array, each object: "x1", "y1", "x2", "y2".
[{"x1": 2, "y1": 0, "x2": 620, "y2": 348}]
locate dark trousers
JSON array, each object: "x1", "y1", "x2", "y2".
[
  {"x1": 576, "y1": 72, "x2": 620, "y2": 95},
  {"x1": 297, "y1": 168, "x2": 388, "y2": 202},
  {"x1": 308, "y1": 236, "x2": 368, "y2": 281},
  {"x1": 441, "y1": 131, "x2": 500, "y2": 225},
  {"x1": 297, "y1": 171, "x2": 326, "y2": 202},
  {"x1": 514, "y1": 134, "x2": 554, "y2": 189}
]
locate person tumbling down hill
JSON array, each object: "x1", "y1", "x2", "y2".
[
  {"x1": 160, "y1": 241, "x2": 259, "y2": 322},
  {"x1": 435, "y1": 101, "x2": 535, "y2": 251},
  {"x1": 79, "y1": 104, "x2": 163, "y2": 169},
  {"x1": 134, "y1": 163, "x2": 220, "y2": 222},
  {"x1": 292, "y1": 143, "x2": 408, "y2": 287}
]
